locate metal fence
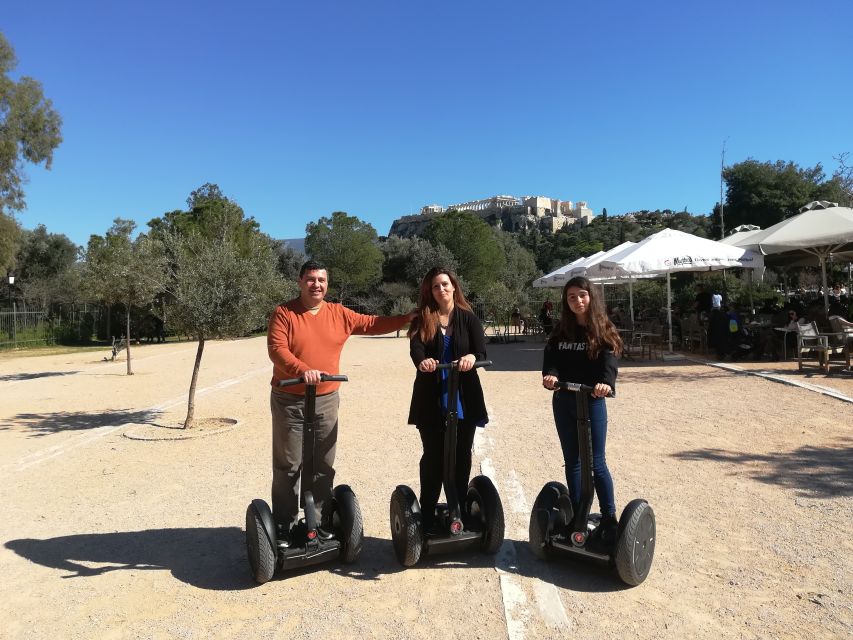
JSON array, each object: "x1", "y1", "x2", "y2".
[{"x1": 0, "y1": 310, "x2": 53, "y2": 350}]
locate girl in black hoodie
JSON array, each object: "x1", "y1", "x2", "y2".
[{"x1": 542, "y1": 276, "x2": 622, "y2": 542}]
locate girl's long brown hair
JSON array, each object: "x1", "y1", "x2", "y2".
[
  {"x1": 408, "y1": 267, "x2": 472, "y2": 343},
  {"x1": 549, "y1": 276, "x2": 623, "y2": 358}
]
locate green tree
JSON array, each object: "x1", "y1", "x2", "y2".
[
  {"x1": 494, "y1": 230, "x2": 538, "y2": 293},
  {"x1": 305, "y1": 211, "x2": 383, "y2": 302},
  {"x1": 424, "y1": 210, "x2": 505, "y2": 295},
  {"x1": 0, "y1": 33, "x2": 63, "y2": 216},
  {"x1": 83, "y1": 219, "x2": 167, "y2": 375},
  {"x1": 0, "y1": 213, "x2": 21, "y2": 276},
  {"x1": 722, "y1": 159, "x2": 847, "y2": 231},
  {"x1": 163, "y1": 226, "x2": 289, "y2": 428},
  {"x1": 15, "y1": 225, "x2": 81, "y2": 308},
  {"x1": 381, "y1": 235, "x2": 457, "y2": 286}
]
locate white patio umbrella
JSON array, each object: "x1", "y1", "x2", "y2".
[
  {"x1": 533, "y1": 254, "x2": 601, "y2": 288},
  {"x1": 599, "y1": 228, "x2": 764, "y2": 352},
  {"x1": 725, "y1": 201, "x2": 853, "y2": 311}
]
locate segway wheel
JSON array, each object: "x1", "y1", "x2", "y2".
[
  {"x1": 614, "y1": 499, "x2": 656, "y2": 586},
  {"x1": 332, "y1": 484, "x2": 364, "y2": 564},
  {"x1": 389, "y1": 485, "x2": 423, "y2": 567},
  {"x1": 528, "y1": 481, "x2": 568, "y2": 560},
  {"x1": 466, "y1": 475, "x2": 505, "y2": 554},
  {"x1": 245, "y1": 500, "x2": 276, "y2": 585}
]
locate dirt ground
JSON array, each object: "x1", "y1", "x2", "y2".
[{"x1": 0, "y1": 336, "x2": 851, "y2": 639}]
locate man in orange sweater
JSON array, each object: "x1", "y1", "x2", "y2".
[{"x1": 268, "y1": 260, "x2": 415, "y2": 544}]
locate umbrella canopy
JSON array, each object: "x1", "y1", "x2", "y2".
[
  {"x1": 555, "y1": 241, "x2": 636, "y2": 284},
  {"x1": 599, "y1": 229, "x2": 763, "y2": 351},
  {"x1": 533, "y1": 254, "x2": 601, "y2": 288},
  {"x1": 726, "y1": 201, "x2": 853, "y2": 310}
]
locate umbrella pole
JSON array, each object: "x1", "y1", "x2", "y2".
[
  {"x1": 629, "y1": 277, "x2": 635, "y2": 326},
  {"x1": 821, "y1": 255, "x2": 829, "y2": 314},
  {"x1": 748, "y1": 269, "x2": 755, "y2": 316},
  {"x1": 667, "y1": 272, "x2": 673, "y2": 353}
]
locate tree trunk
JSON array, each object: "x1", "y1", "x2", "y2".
[
  {"x1": 125, "y1": 308, "x2": 133, "y2": 376},
  {"x1": 183, "y1": 336, "x2": 205, "y2": 429}
]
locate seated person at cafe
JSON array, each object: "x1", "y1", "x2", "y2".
[
  {"x1": 770, "y1": 308, "x2": 805, "y2": 360},
  {"x1": 510, "y1": 307, "x2": 526, "y2": 334}
]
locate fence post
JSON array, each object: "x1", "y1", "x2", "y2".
[{"x1": 12, "y1": 300, "x2": 17, "y2": 349}]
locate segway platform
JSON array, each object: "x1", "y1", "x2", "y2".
[
  {"x1": 245, "y1": 374, "x2": 363, "y2": 584},
  {"x1": 528, "y1": 382, "x2": 655, "y2": 586}
]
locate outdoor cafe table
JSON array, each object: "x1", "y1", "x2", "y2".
[{"x1": 773, "y1": 327, "x2": 797, "y2": 360}]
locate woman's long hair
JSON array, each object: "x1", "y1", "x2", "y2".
[
  {"x1": 408, "y1": 267, "x2": 472, "y2": 343},
  {"x1": 550, "y1": 276, "x2": 623, "y2": 358}
]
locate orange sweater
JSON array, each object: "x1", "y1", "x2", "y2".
[{"x1": 268, "y1": 300, "x2": 410, "y2": 395}]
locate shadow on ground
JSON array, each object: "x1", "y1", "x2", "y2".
[
  {"x1": 672, "y1": 437, "x2": 853, "y2": 497},
  {"x1": 1, "y1": 408, "x2": 161, "y2": 437},
  {"x1": 4, "y1": 531, "x2": 416, "y2": 590},
  {"x1": 0, "y1": 371, "x2": 79, "y2": 382}
]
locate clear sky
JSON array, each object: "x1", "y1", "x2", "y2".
[{"x1": 4, "y1": 0, "x2": 852, "y2": 248}]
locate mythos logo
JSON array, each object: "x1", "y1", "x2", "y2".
[{"x1": 664, "y1": 256, "x2": 695, "y2": 267}]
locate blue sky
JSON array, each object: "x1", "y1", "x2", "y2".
[{"x1": 4, "y1": 0, "x2": 852, "y2": 248}]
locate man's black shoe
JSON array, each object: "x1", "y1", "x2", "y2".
[{"x1": 316, "y1": 526, "x2": 335, "y2": 541}]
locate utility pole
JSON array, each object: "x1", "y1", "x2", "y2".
[{"x1": 720, "y1": 138, "x2": 727, "y2": 240}]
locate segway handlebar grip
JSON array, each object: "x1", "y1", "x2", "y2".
[
  {"x1": 434, "y1": 359, "x2": 492, "y2": 371},
  {"x1": 556, "y1": 381, "x2": 614, "y2": 397},
  {"x1": 278, "y1": 374, "x2": 349, "y2": 387}
]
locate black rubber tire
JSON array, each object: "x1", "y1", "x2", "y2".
[
  {"x1": 466, "y1": 475, "x2": 505, "y2": 554},
  {"x1": 528, "y1": 481, "x2": 568, "y2": 560},
  {"x1": 389, "y1": 485, "x2": 423, "y2": 567},
  {"x1": 332, "y1": 484, "x2": 364, "y2": 564},
  {"x1": 245, "y1": 501, "x2": 276, "y2": 584},
  {"x1": 615, "y1": 499, "x2": 656, "y2": 586}
]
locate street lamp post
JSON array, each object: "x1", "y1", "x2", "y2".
[{"x1": 7, "y1": 272, "x2": 15, "y2": 348}]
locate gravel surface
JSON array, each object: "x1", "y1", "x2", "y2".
[{"x1": 0, "y1": 336, "x2": 851, "y2": 639}]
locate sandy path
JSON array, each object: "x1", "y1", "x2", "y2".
[{"x1": 0, "y1": 336, "x2": 851, "y2": 639}]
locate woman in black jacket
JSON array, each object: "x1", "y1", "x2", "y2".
[
  {"x1": 542, "y1": 276, "x2": 622, "y2": 543},
  {"x1": 408, "y1": 267, "x2": 488, "y2": 532}
]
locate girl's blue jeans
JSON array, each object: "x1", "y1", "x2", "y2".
[{"x1": 552, "y1": 391, "x2": 616, "y2": 517}]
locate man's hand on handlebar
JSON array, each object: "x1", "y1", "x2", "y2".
[
  {"x1": 542, "y1": 374, "x2": 558, "y2": 390},
  {"x1": 302, "y1": 369, "x2": 324, "y2": 385}
]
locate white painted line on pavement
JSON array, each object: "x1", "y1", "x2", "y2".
[
  {"x1": 6, "y1": 365, "x2": 269, "y2": 474},
  {"x1": 476, "y1": 408, "x2": 569, "y2": 636}
]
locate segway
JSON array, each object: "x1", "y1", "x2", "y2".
[
  {"x1": 245, "y1": 374, "x2": 363, "y2": 584},
  {"x1": 390, "y1": 360, "x2": 504, "y2": 566},
  {"x1": 528, "y1": 381, "x2": 655, "y2": 586}
]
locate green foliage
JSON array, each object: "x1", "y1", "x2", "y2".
[
  {"x1": 494, "y1": 229, "x2": 538, "y2": 292},
  {"x1": 305, "y1": 211, "x2": 383, "y2": 301},
  {"x1": 163, "y1": 228, "x2": 287, "y2": 340},
  {"x1": 83, "y1": 219, "x2": 167, "y2": 311},
  {"x1": 424, "y1": 210, "x2": 505, "y2": 295},
  {"x1": 0, "y1": 33, "x2": 63, "y2": 214},
  {"x1": 276, "y1": 242, "x2": 303, "y2": 281},
  {"x1": 381, "y1": 235, "x2": 457, "y2": 286},
  {"x1": 0, "y1": 213, "x2": 21, "y2": 272},
  {"x1": 14, "y1": 225, "x2": 82, "y2": 308},
  {"x1": 147, "y1": 184, "x2": 261, "y2": 253},
  {"x1": 722, "y1": 159, "x2": 847, "y2": 231}
]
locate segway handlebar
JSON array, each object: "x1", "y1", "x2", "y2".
[
  {"x1": 555, "y1": 381, "x2": 615, "y2": 398},
  {"x1": 278, "y1": 374, "x2": 349, "y2": 387},
  {"x1": 435, "y1": 359, "x2": 492, "y2": 371}
]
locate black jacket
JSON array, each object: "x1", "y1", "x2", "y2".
[
  {"x1": 407, "y1": 308, "x2": 488, "y2": 428},
  {"x1": 542, "y1": 325, "x2": 618, "y2": 391}
]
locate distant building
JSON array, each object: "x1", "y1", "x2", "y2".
[{"x1": 389, "y1": 194, "x2": 593, "y2": 237}]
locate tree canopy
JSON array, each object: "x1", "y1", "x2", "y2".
[
  {"x1": 0, "y1": 32, "x2": 62, "y2": 215},
  {"x1": 424, "y1": 210, "x2": 505, "y2": 295},
  {"x1": 305, "y1": 211, "x2": 383, "y2": 301},
  {"x1": 721, "y1": 159, "x2": 848, "y2": 232}
]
